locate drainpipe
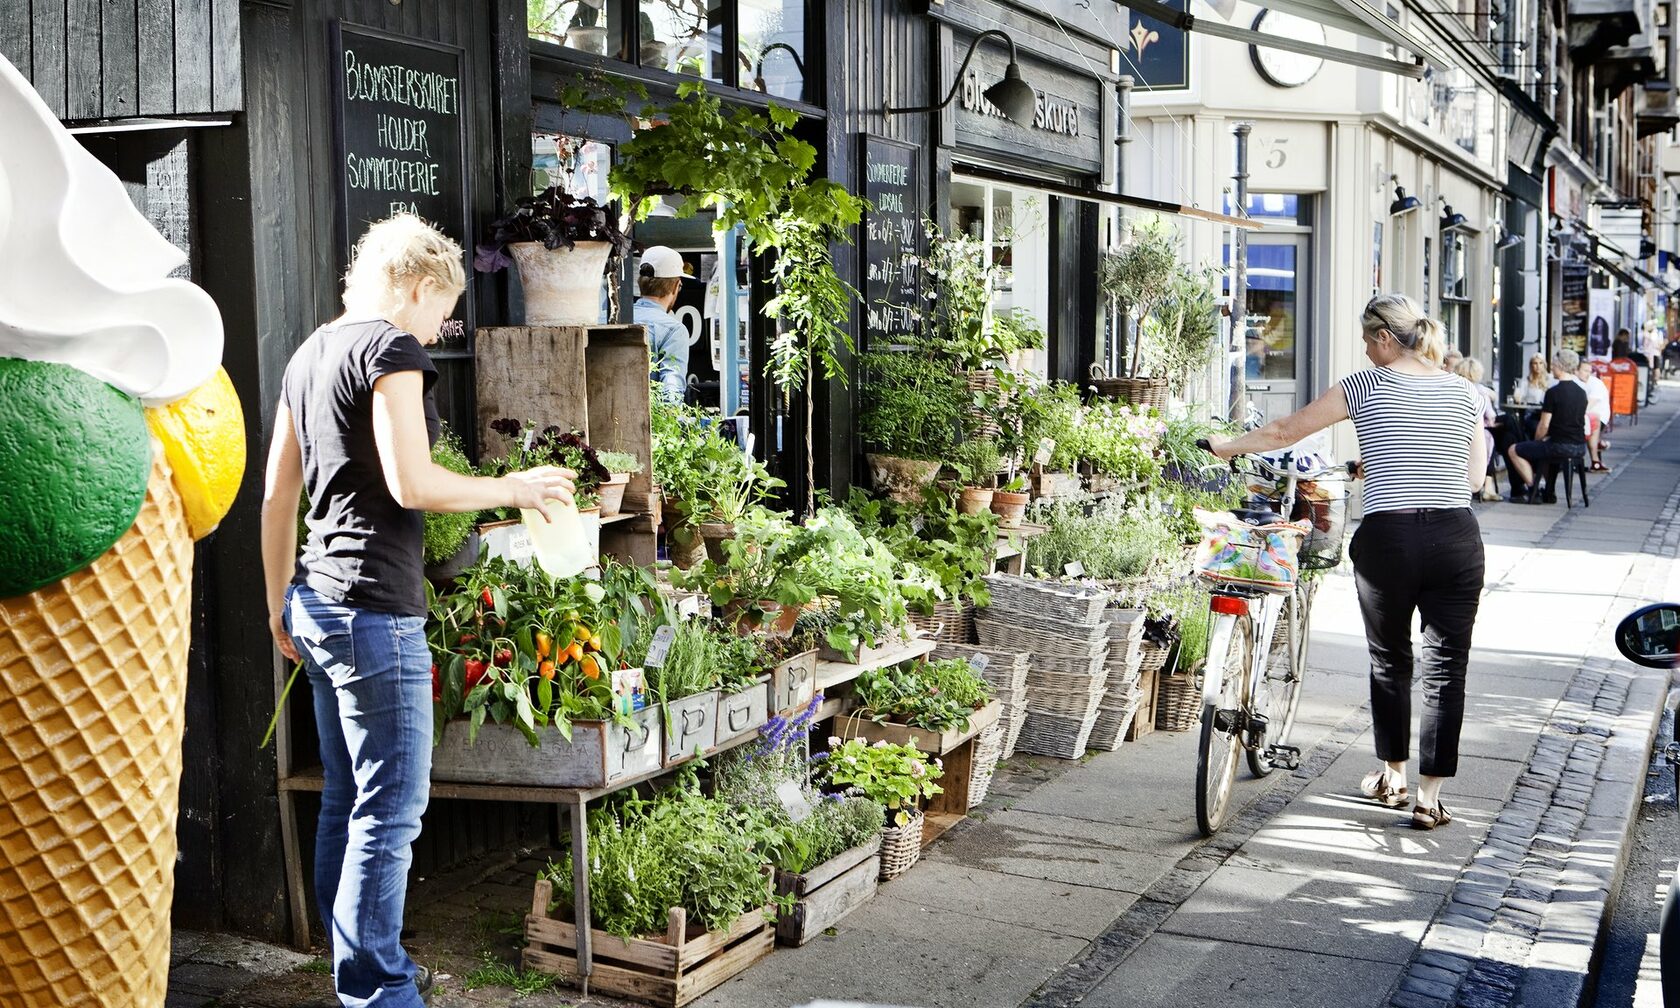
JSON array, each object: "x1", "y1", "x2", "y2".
[
  {"x1": 1230, "y1": 122, "x2": 1252, "y2": 422},
  {"x1": 1114, "y1": 75, "x2": 1134, "y2": 375}
]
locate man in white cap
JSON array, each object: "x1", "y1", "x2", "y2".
[{"x1": 635, "y1": 245, "x2": 689, "y2": 403}]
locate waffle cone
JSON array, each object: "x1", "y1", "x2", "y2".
[{"x1": 0, "y1": 448, "x2": 194, "y2": 1008}]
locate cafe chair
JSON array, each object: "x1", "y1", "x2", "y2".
[{"x1": 1540, "y1": 453, "x2": 1591, "y2": 509}]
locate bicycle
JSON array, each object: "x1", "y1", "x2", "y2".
[{"x1": 1188, "y1": 443, "x2": 1349, "y2": 836}]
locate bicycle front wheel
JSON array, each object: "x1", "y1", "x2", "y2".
[
  {"x1": 1197, "y1": 613, "x2": 1255, "y2": 837},
  {"x1": 1249, "y1": 577, "x2": 1317, "y2": 778}
]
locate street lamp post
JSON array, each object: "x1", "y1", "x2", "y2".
[{"x1": 1230, "y1": 122, "x2": 1252, "y2": 422}]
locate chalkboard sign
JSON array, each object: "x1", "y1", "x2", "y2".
[
  {"x1": 331, "y1": 22, "x2": 472, "y2": 351},
  {"x1": 1560, "y1": 261, "x2": 1588, "y2": 354},
  {"x1": 860, "y1": 135, "x2": 924, "y2": 348}
]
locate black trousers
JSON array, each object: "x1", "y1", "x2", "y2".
[{"x1": 1348, "y1": 509, "x2": 1485, "y2": 778}]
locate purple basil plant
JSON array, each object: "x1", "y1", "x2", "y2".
[{"x1": 474, "y1": 186, "x2": 630, "y2": 272}]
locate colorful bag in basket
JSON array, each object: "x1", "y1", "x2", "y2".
[{"x1": 1191, "y1": 508, "x2": 1311, "y2": 594}]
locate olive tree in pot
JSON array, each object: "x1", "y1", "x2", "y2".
[
  {"x1": 859, "y1": 351, "x2": 963, "y2": 504},
  {"x1": 1095, "y1": 218, "x2": 1179, "y2": 408},
  {"x1": 474, "y1": 187, "x2": 630, "y2": 325}
]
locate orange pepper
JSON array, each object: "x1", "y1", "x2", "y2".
[
  {"x1": 574, "y1": 626, "x2": 592, "y2": 644},
  {"x1": 539, "y1": 660, "x2": 556, "y2": 681},
  {"x1": 580, "y1": 654, "x2": 600, "y2": 680},
  {"x1": 566, "y1": 642, "x2": 585, "y2": 663},
  {"x1": 535, "y1": 631, "x2": 552, "y2": 659}
]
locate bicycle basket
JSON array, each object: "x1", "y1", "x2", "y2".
[
  {"x1": 1245, "y1": 471, "x2": 1350, "y2": 571},
  {"x1": 1191, "y1": 508, "x2": 1311, "y2": 594}
]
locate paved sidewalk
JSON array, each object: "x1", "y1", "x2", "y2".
[{"x1": 169, "y1": 388, "x2": 1680, "y2": 1008}]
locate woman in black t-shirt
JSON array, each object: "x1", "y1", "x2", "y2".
[{"x1": 260, "y1": 215, "x2": 573, "y2": 1008}]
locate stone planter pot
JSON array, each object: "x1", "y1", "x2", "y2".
[
  {"x1": 508, "y1": 240, "x2": 613, "y2": 326},
  {"x1": 697, "y1": 521, "x2": 736, "y2": 563},
  {"x1": 425, "y1": 529, "x2": 481, "y2": 584},
  {"x1": 989, "y1": 490, "x2": 1029, "y2": 529},
  {"x1": 866, "y1": 453, "x2": 942, "y2": 505},
  {"x1": 956, "y1": 486, "x2": 995, "y2": 515},
  {"x1": 597, "y1": 473, "x2": 630, "y2": 517},
  {"x1": 566, "y1": 25, "x2": 608, "y2": 54}
]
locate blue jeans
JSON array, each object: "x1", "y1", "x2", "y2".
[{"x1": 285, "y1": 585, "x2": 431, "y2": 1008}]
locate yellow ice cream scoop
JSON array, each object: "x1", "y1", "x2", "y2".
[{"x1": 145, "y1": 367, "x2": 247, "y2": 539}]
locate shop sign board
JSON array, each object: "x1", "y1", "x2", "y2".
[
  {"x1": 1125, "y1": 0, "x2": 1189, "y2": 91},
  {"x1": 951, "y1": 31, "x2": 1106, "y2": 174},
  {"x1": 860, "y1": 135, "x2": 925, "y2": 348},
  {"x1": 1587, "y1": 287, "x2": 1615, "y2": 360},
  {"x1": 331, "y1": 23, "x2": 472, "y2": 351},
  {"x1": 1560, "y1": 261, "x2": 1588, "y2": 353}
]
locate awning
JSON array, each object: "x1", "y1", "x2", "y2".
[
  {"x1": 954, "y1": 163, "x2": 1264, "y2": 230},
  {"x1": 1121, "y1": 0, "x2": 1452, "y2": 80},
  {"x1": 1591, "y1": 250, "x2": 1646, "y2": 290}
]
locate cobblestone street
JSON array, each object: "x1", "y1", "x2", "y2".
[{"x1": 169, "y1": 383, "x2": 1680, "y2": 1008}]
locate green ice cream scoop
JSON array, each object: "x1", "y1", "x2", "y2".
[{"x1": 0, "y1": 357, "x2": 152, "y2": 598}]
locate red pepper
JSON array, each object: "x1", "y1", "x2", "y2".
[
  {"x1": 459, "y1": 633, "x2": 477, "y2": 645},
  {"x1": 493, "y1": 648, "x2": 514, "y2": 667},
  {"x1": 464, "y1": 658, "x2": 488, "y2": 691},
  {"x1": 430, "y1": 664, "x2": 441, "y2": 703},
  {"x1": 480, "y1": 588, "x2": 495, "y2": 609}
]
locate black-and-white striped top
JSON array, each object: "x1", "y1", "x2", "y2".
[{"x1": 1338, "y1": 367, "x2": 1481, "y2": 513}]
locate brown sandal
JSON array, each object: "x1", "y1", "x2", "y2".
[
  {"x1": 1411, "y1": 803, "x2": 1453, "y2": 830},
  {"x1": 1360, "y1": 770, "x2": 1410, "y2": 809}
]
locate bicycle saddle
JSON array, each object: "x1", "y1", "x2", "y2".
[{"x1": 1231, "y1": 497, "x2": 1285, "y2": 525}]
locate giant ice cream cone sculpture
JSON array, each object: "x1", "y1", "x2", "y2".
[{"x1": 0, "y1": 53, "x2": 244, "y2": 1008}]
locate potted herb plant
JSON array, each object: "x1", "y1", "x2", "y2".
[
  {"x1": 595, "y1": 449, "x2": 642, "y2": 518},
  {"x1": 475, "y1": 186, "x2": 630, "y2": 326},
  {"x1": 651, "y1": 397, "x2": 783, "y2": 567},
  {"x1": 673, "y1": 508, "x2": 817, "y2": 634},
  {"x1": 838, "y1": 658, "x2": 1000, "y2": 754},
  {"x1": 859, "y1": 350, "x2": 964, "y2": 504},
  {"x1": 816, "y1": 737, "x2": 942, "y2": 880},
  {"x1": 423, "y1": 426, "x2": 483, "y2": 583},
  {"x1": 1018, "y1": 379, "x2": 1085, "y2": 499},
  {"x1": 951, "y1": 437, "x2": 1001, "y2": 514}
]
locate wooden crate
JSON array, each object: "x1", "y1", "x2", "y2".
[
  {"x1": 774, "y1": 838, "x2": 882, "y2": 946},
  {"x1": 476, "y1": 326, "x2": 655, "y2": 566},
  {"x1": 524, "y1": 878, "x2": 774, "y2": 1007},
  {"x1": 1125, "y1": 660, "x2": 1159, "y2": 742},
  {"x1": 430, "y1": 710, "x2": 661, "y2": 788}
]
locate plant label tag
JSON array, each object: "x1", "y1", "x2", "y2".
[
  {"x1": 1064, "y1": 561, "x2": 1086, "y2": 577},
  {"x1": 644, "y1": 625, "x2": 676, "y2": 668},
  {"x1": 505, "y1": 526, "x2": 536, "y2": 565},
  {"x1": 968, "y1": 652, "x2": 991, "y2": 674},
  {"x1": 911, "y1": 516, "x2": 925, "y2": 534},
  {"x1": 775, "y1": 780, "x2": 813, "y2": 823},
  {"x1": 676, "y1": 593, "x2": 703, "y2": 618},
  {"x1": 1034, "y1": 438, "x2": 1055, "y2": 466}
]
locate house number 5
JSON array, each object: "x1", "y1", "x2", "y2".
[{"x1": 1265, "y1": 149, "x2": 1287, "y2": 169}]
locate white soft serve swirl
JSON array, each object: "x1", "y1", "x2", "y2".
[{"x1": 0, "y1": 54, "x2": 222, "y2": 406}]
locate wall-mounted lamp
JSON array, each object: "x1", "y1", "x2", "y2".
[
  {"x1": 1495, "y1": 228, "x2": 1523, "y2": 251},
  {"x1": 885, "y1": 29, "x2": 1038, "y2": 126},
  {"x1": 1439, "y1": 196, "x2": 1471, "y2": 232},
  {"x1": 1389, "y1": 176, "x2": 1422, "y2": 216},
  {"x1": 753, "y1": 42, "x2": 806, "y2": 95}
]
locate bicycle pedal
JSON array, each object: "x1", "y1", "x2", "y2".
[{"x1": 1265, "y1": 744, "x2": 1302, "y2": 770}]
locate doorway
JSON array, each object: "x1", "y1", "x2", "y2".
[{"x1": 1226, "y1": 195, "x2": 1313, "y2": 421}]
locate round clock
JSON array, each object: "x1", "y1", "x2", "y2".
[{"x1": 1249, "y1": 10, "x2": 1326, "y2": 88}]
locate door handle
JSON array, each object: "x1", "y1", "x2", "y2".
[{"x1": 1249, "y1": 384, "x2": 1274, "y2": 391}]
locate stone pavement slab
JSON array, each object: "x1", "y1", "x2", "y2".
[
  {"x1": 923, "y1": 807, "x2": 1194, "y2": 893},
  {"x1": 874, "y1": 858, "x2": 1134, "y2": 940},
  {"x1": 1080, "y1": 933, "x2": 1401, "y2": 1008}
]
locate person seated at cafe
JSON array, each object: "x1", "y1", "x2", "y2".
[
  {"x1": 1454, "y1": 357, "x2": 1501, "y2": 502},
  {"x1": 1506, "y1": 349, "x2": 1588, "y2": 504},
  {"x1": 1575, "y1": 360, "x2": 1611, "y2": 473}
]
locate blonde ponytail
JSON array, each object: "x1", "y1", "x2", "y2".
[
  {"x1": 343, "y1": 213, "x2": 466, "y2": 306},
  {"x1": 1361, "y1": 293, "x2": 1446, "y2": 364}
]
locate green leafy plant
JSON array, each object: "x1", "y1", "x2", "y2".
[
  {"x1": 596, "y1": 449, "x2": 643, "y2": 475},
  {"x1": 951, "y1": 438, "x2": 1002, "y2": 488},
  {"x1": 854, "y1": 658, "x2": 991, "y2": 732},
  {"x1": 650, "y1": 397, "x2": 782, "y2": 526},
  {"x1": 1149, "y1": 581, "x2": 1212, "y2": 669},
  {"x1": 859, "y1": 351, "x2": 965, "y2": 460},
  {"x1": 673, "y1": 508, "x2": 819, "y2": 630},
  {"x1": 484, "y1": 419, "x2": 610, "y2": 512},
  {"x1": 1071, "y1": 400, "x2": 1165, "y2": 483},
  {"x1": 549, "y1": 775, "x2": 773, "y2": 938},
  {"x1": 1027, "y1": 496, "x2": 1178, "y2": 583},
  {"x1": 423, "y1": 426, "x2": 480, "y2": 565},
  {"x1": 1098, "y1": 218, "x2": 1180, "y2": 379},
  {"x1": 816, "y1": 738, "x2": 942, "y2": 826},
  {"x1": 462, "y1": 957, "x2": 558, "y2": 995},
  {"x1": 844, "y1": 490, "x2": 995, "y2": 612},
  {"x1": 1139, "y1": 266, "x2": 1224, "y2": 395},
  {"x1": 1017, "y1": 379, "x2": 1086, "y2": 472},
  {"x1": 791, "y1": 508, "x2": 916, "y2": 650}
]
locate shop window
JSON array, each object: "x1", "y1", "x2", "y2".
[
  {"x1": 739, "y1": 0, "x2": 807, "y2": 101},
  {"x1": 530, "y1": 1, "x2": 628, "y2": 60},
  {"x1": 639, "y1": 0, "x2": 724, "y2": 81},
  {"x1": 951, "y1": 177, "x2": 1051, "y2": 376},
  {"x1": 1440, "y1": 229, "x2": 1473, "y2": 353}
]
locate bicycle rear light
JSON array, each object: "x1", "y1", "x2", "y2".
[{"x1": 1210, "y1": 595, "x2": 1248, "y2": 616}]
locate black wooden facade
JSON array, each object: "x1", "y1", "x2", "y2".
[{"x1": 3, "y1": 0, "x2": 1127, "y2": 942}]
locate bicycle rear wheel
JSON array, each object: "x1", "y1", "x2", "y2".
[
  {"x1": 1249, "y1": 577, "x2": 1317, "y2": 777},
  {"x1": 1197, "y1": 613, "x2": 1255, "y2": 837}
]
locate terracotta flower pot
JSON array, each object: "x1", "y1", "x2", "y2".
[
  {"x1": 508, "y1": 240, "x2": 613, "y2": 326},
  {"x1": 990, "y1": 490, "x2": 1029, "y2": 529},
  {"x1": 722, "y1": 598, "x2": 781, "y2": 635},
  {"x1": 957, "y1": 486, "x2": 995, "y2": 515},
  {"x1": 597, "y1": 473, "x2": 630, "y2": 517},
  {"x1": 866, "y1": 453, "x2": 942, "y2": 505}
]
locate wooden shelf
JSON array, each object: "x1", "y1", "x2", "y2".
[
  {"x1": 598, "y1": 510, "x2": 644, "y2": 527},
  {"x1": 921, "y1": 812, "x2": 965, "y2": 849},
  {"x1": 815, "y1": 637, "x2": 937, "y2": 693}
]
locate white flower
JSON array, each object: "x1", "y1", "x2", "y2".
[
  {"x1": 873, "y1": 739, "x2": 891, "y2": 748},
  {"x1": 934, "y1": 758, "x2": 944, "y2": 769},
  {"x1": 843, "y1": 754, "x2": 858, "y2": 765},
  {"x1": 827, "y1": 736, "x2": 842, "y2": 747}
]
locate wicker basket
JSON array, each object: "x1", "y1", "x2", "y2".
[
  {"x1": 1087, "y1": 689, "x2": 1142, "y2": 752},
  {"x1": 963, "y1": 369, "x2": 1004, "y2": 440},
  {"x1": 965, "y1": 723, "x2": 1006, "y2": 807},
  {"x1": 983, "y1": 575, "x2": 1113, "y2": 625},
  {"x1": 1088, "y1": 366, "x2": 1169, "y2": 410},
  {"x1": 1154, "y1": 659, "x2": 1203, "y2": 732},
  {"x1": 1015, "y1": 708, "x2": 1101, "y2": 759},
  {"x1": 976, "y1": 617, "x2": 1110, "y2": 660},
  {"x1": 908, "y1": 599, "x2": 973, "y2": 645},
  {"x1": 1137, "y1": 635, "x2": 1176, "y2": 680},
  {"x1": 879, "y1": 810, "x2": 924, "y2": 881},
  {"x1": 932, "y1": 644, "x2": 1029, "y2": 759}
]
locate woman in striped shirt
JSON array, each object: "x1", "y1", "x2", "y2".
[{"x1": 1210, "y1": 294, "x2": 1487, "y2": 831}]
